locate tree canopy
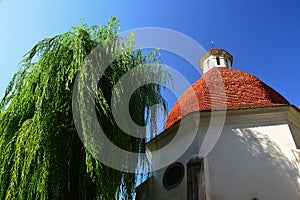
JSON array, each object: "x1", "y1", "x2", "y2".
[{"x1": 0, "y1": 17, "x2": 169, "y2": 199}]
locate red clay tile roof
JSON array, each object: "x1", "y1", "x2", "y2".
[{"x1": 164, "y1": 68, "x2": 290, "y2": 130}]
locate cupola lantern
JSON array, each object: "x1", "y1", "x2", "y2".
[{"x1": 200, "y1": 48, "x2": 233, "y2": 73}]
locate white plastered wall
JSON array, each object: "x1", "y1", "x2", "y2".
[{"x1": 143, "y1": 113, "x2": 300, "y2": 200}]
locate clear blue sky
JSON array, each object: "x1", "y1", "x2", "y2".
[{"x1": 1, "y1": 0, "x2": 300, "y2": 110}]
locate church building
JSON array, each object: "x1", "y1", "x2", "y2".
[{"x1": 135, "y1": 48, "x2": 300, "y2": 200}]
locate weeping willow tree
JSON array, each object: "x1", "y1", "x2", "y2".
[{"x1": 0, "y1": 17, "x2": 169, "y2": 200}]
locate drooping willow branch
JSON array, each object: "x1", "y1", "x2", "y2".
[{"x1": 0, "y1": 17, "x2": 170, "y2": 200}]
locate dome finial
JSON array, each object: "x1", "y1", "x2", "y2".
[{"x1": 211, "y1": 41, "x2": 214, "y2": 48}]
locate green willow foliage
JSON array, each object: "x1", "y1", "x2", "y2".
[{"x1": 0, "y1": 17, "x2": 169, "y2": 199}]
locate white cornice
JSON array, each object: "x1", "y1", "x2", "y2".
[
  {"x1": 147, "y1": 106, "x2": 297, "y2": 151},
  {"x1": 288, "y1": 106, "x2": 300, "y2": 129}
]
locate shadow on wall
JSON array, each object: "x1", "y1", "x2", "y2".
[
  {"x1": 207, "y1": 127, "x2": 300, "y2": 199},
  {"x1": 234, "y1": 128, "x2": 299, "y2": 179},
  {"x1": 229, "y1": 128, "x2": 300, "y2": 196}
]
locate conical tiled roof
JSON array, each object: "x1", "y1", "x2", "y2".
[{"x1": 164, "y1": 68, "x2": 290, "y2": 129}]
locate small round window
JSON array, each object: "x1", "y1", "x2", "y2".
[{"x1": 163, "y1": 162, "x2": 184, "y2": 189}]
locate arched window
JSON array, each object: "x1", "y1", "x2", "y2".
[{"x1": 216, "y1": 56, "x2": 220, "y2": 65}]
